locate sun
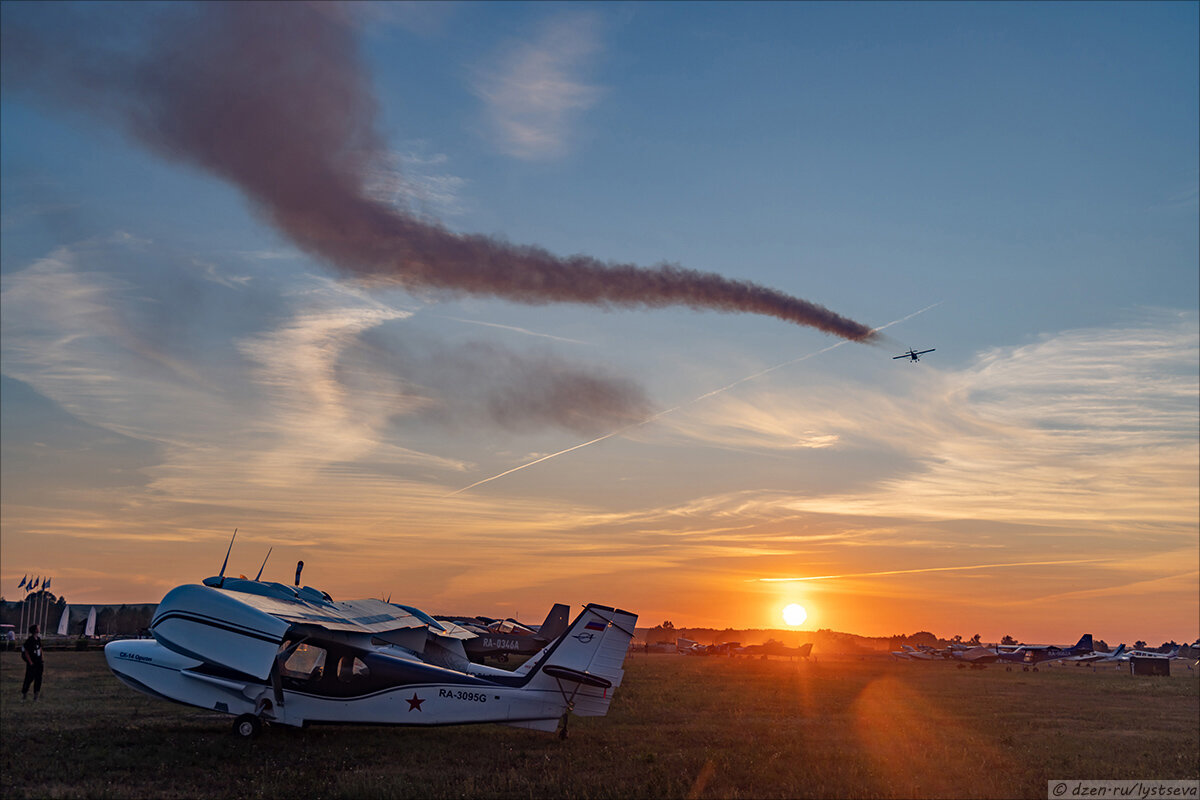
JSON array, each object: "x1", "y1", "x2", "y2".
[{"x1": 782, "y1": 603, "x2": 807, "y2": 626}]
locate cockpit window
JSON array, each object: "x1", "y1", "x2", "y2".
[{"x1": 280, "y1": 642, "x2": 327, "y2": 681}]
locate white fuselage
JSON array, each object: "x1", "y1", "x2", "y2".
[{"x1": 106, "y1": 639, "x2": 568, "y2": 729}]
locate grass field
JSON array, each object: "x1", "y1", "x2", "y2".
[{"x1": 2, "y1": 649, "x2": 1197, "y2": 799}]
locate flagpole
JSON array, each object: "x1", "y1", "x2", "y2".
[{"x1": 42, "y1": 579, "x2": 51, "y2": 634}]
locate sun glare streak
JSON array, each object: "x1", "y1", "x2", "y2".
[
  {"x1": 853, "y1": 677, "x2": 1014, "y2": 797},
  {"x1": 447, "y1": 302, "x2": 943, "y2": 495}
]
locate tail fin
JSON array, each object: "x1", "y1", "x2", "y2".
[
  {"x1": 536, "y1": 603, "x2": 570, "y2": 641},
  {"x1": 1075, "y1": 634, "x2": 1093, "y2": 652},
  {"x1": 522, "y1": 604, "x2": 637, "y2": 717}
]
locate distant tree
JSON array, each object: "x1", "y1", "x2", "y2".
[
  {"x1": 970, "y1": 633, "x2": 982, "y2": 645},
  {"x1": 1001, "y1": 635, "x2": 1017, "y2": 646},
  {"x1": 909, "y1": 631, "x2": 938, "y2": 647},
  {"x1": 1160, "y1": 641, "x2": 1178, "y2": 650},
  {"x1": 951, "y1": 634, "x2": 963, "y2": 644},
  {"x1": 661, "y1": 621, "x2": 674, "y2": 630},
  {"x1": 1134, "y1": 640, "x2": 1147, "y2": 650}
]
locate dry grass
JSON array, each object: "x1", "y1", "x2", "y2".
[{"x1": 2, "y1": 649, "x2": 1196, "y2": 798}]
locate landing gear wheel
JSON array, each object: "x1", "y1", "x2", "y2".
[{"x1": 233, "y1": 713, "x2": 262, "y2": 738}]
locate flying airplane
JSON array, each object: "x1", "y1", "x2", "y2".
[
  {"x1": 436, "y1": 604, "x2": 570, "y2": 663},
  {"x1": 894, "y1": 348, "x2": 935, "y2": 362},
  {"x1": 105, "y1": 542, "x2": 636, "y2": 739}
]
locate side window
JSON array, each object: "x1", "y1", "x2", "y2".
[
  {"x1": 280, "y1": 643, "x2": 327, "y2": 681},
  {"x1": 337, "y1": 656, "x2": 370, "y2": 683}
]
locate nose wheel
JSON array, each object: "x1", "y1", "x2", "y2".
[{"x1": 233, "y1": 713, "x2": 262, "y2": 738}]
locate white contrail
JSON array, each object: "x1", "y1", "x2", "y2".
[
  {"x1": 447, "y1": 302, "x2": 942, "y2": 496},
  {"x1": 751, "y1": 557, "x2": 1108, "y2": 583}
]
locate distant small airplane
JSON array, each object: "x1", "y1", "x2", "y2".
[
  {"x1": 1117, "y1": 645, "x2": 1181, "y2": 662},
  {"x1": 436, "y1": 604, "x2": 570, "y2": 664},
  {"x1": 894, "y1": 348, "x2": 935, "y2": 362},
  {"x1": 1062, "y1": 644, "x2": 1126, "y2": 665}
]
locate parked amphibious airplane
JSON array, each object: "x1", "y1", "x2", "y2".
[{"x1": 105, "y1": 541, "x2": 636, "y2": 738}]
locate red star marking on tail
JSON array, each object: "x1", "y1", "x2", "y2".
[{"x1": 406, "y1": 693, "x2": 424, "y2": 711}]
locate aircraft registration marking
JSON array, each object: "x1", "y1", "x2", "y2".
[
  {"x1": 439, "y1": 689, "x2": 487, "y2": 703},
  {"x1": 118, "y1": 651, "x2": 153, "y2": 663}
]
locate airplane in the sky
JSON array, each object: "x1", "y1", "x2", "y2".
[
  {"x1": 105, "y1": 540, "x2": 636, "y2": 739},
  {"x1": 894, "y1": 348, "x2": 935, "y2": 362},
  {"x1": 436, "y1": 604, "x2": 570, "y2": 664}
]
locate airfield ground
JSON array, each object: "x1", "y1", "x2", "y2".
[{"x1": 1, "y1": 650, "x2": 1196, "y2": 799}]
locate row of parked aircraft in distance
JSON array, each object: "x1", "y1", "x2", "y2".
[
  {"x1": 673, "y1": 638, "x2": 814, "y2": 658},
  {"x1": 890, "y1": 634, "x2": 1189, "y2": 671}
]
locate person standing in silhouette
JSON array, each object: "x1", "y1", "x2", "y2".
[{"x1": 21, "y1": 624, "x2": 44, "y2": 700}]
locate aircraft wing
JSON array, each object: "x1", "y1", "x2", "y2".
[
  {"x1": 219, "y1": 589, "x2": 426, "y2": 634},
  {"x1": 151, "y1": 582, "x2": 475, "y2": 680}
]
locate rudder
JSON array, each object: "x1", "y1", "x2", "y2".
[{"x1": 524, "y1": 603, "x2": 638, "y2": 717}]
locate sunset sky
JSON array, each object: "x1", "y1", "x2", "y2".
[{"x1": 2, "y1": 2, "x2": 1196, "y2": 646}]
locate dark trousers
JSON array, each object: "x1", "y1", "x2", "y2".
[{"x1": 22, "y1": 662, "x2": 43, "y2": 695}]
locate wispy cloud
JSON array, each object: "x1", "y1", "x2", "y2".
[
  {"x1": 364, "y1": 143, "x2": 469, "y2": 219},
  {"x1": 753, "y1": 558, "x2": 1112, "y2": 583},
  {"x1": 435, "y1": 314, "x2": 587, "y2": 345},
  {"x1": 471, "y1": 13, "x2": 604, "y2": 160},
  {"x1": 653, "y1": 310, "x2": 1199, "y2": 530}
]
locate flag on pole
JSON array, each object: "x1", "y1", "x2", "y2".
[
  {"x1": 44, "y1": 577, "x2": 52, "y2": 590},
  {"x1": 31, "y1": 576, "x2": 40, "y2": 591},
  {"x1": 18, "y1": 575, "x2": 27, "y2": 589}
]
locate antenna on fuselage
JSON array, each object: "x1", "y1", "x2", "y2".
[
  {"x1": 216, "y1": 529, "x2": 237, "y2": 587},
  {"x1": 255, "y1": 547, "x2": 272, "y2": 581}
]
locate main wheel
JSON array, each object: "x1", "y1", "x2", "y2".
[{"x1": 233, "y1": 713, "x2": 262, "y2": 738}]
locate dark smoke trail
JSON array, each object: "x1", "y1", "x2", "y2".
[{"x1": 1, "y1": 2, "x2": 877, "y2": 342}]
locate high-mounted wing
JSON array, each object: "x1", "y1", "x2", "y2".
[{"x1": 150, "y1": 580, "x2": 474, "y2": 680}]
